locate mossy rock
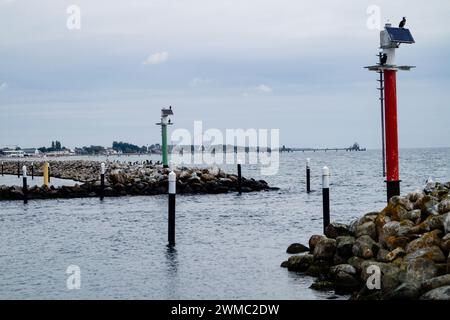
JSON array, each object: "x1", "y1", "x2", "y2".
[{"x1": 310, "y1": 280, "x2": 334, "y2": 291}]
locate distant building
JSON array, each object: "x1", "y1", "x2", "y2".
[
  {"x1": 105, "y1": 148, "x2": 119, "y2": 155},
  {"x1": 45, "y1": 150, "x2": 74, "y2": 157},
  {"x1": 1, "y1": 149, "x2": 25, "y2": 158},
  {"x1": 22, "y1": 148, "x2": 41, "y2": 157}
]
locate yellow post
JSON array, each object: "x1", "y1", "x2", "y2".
[{"x1": 43, "y1": 162, "x2": 49, "y2": 187}]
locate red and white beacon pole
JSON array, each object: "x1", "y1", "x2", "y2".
[{"x1": 366, "y1": 23, "x2": 415, "y2": 202}]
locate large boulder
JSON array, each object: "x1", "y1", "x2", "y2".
[
  {"x1": 384, "y1": 236, "x2": 411, "y2": 251},
  {"x1": 313, "y1": 238, "x2": 336, "y2": 261},
  {"x1": 355, "y1": 221, "x2": 377, "y2": 241},
  {"x1": 415, "y1": 195, "x2": 440, "y2": 218},
  {"x1": 360, "y1": 261, "x2": 401, "y2": 292},
  {"x1": 410, "y1": 213, "x2": 448, "y2": 234},
  {"x1": 326, "y1": 263, "x2": 361, "y2": 292},
  {"x1": 286, "y1": 243, "x2": 309, "y2": 254},
  {"x1": 347, "y1": 256, "x2": 367, "y2": 274},
  {"x1": 286, "y1": 254, "x2": 314, "y2": 272},
  {"x1": 336, "y1": 236, "x2": 356, "y2": 259},
  {"x1": 420, "y1": 285, "x2": 450, "y2": 300},
  {"x1": 447, "y1": 252, "x2": 450, "y2": 274},
  {"x1": 308, "y1": 235, "x2": 326, "y2": 252},
  {"x1": 445, "y1": 213, "x2": 450, "y2": 234},
  {"x1": 399, "y1": 209, "x2": 421, "y2": 222},
  {"x1": 349, "y1": 213, "x2": 378, "y2": 233},
  {"x1": 404, "y1": 246, "x2": 446, "y2": 263},
  {"x1": 375, "y1": 212, "x2": 391, "y2": 239},
  {"x1": 325, "y1": 222, "x2": 351, "y2": 239},
  {"x1": 421, "y1": 274, "x2": 450, "y2": 292},
  {"x1": 305, "y1": 259, "x2": 332, "y2": 277},
  {"x1": 179, "y1": 170, "x2": 192, "y2": 180},
  {"x1": 383, "y1": 196, "x2": 414, "y2": 221},
  {"x1": 352, "y1": 235, "x2": 379, "y2": 259},
  {"x1": 405, "y1": 258, "x2": 438, "y2": 283},
  {"x1": 330, "y1": 264, "x2": 357, "y2": 276},
  {"x1": 441, "y1": 235, "x2": 450, "y2": 255},
  {"x1": 108, "y1": 171, "x2": 129, "y2": 185},
  {"x1": 437, "y1": 199, "x2": 450, "y2": 215},
  {"x1": 407, "y1": 190, "x2": 424, "y2": 203},
  {"x1": 384, "y1": 282, "x2": 421, "y2": 300},
  {"x1": 379, "y1": 221, "x2": 401, "y2": 245},
  {"x1": 200, "y1": 173, "x2": 216, "y2": 182},
  {"x1": 405, "y1": 229, "x2": 442, "y2": 253}
]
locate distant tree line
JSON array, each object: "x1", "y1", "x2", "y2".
[
  {"x1": 74, "y1": 146, "x2": 105, "y2": 155},
  {"x1": 112, "y1": 141, "x2": 147, "y2": 154},
  {"x1": 38, "y1": 140, "x2": 67, "y2": 153}
]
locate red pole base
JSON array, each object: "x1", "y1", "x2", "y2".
[{"x1": 386, "y1": 180, "x2": 400, "y2": 203}]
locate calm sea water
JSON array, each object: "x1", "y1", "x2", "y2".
[{"x1": 0, "y1": 148, "x2": 449, "y2": 299}]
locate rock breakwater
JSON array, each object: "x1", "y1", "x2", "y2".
[
  {"x1": 281, "y1": 181, "x2": 450, "y2": 300},
  {"x1": 0, "y1": 160, "x2": 273, "y2": 201}
]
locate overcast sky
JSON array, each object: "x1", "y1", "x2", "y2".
[{"x1": 1, "y1": 0, "x2": 450, "y2": 149}]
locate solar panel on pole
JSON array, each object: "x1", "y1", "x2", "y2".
[{"x1": 385, "y1": 27, "x2": 415, "y2": 44}]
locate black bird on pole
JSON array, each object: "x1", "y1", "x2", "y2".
[
  {"x1": 399, "y1": 17, "x2": 406, "y2": 28},
  {"x1": 381, "y1": 53, "x2": 388, "y2": 65}
]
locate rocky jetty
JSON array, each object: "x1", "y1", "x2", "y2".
[
  {"x1": 281, "y1": 181, "x2": 450, "y2": 300},
  {"x1": 0, "y1": 160, "x2": 273, "y2": 201}
]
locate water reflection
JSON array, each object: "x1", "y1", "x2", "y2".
[
  {"x1": 164, "y1": 245, "x2": 179, "y2": 298},
  {"x1": 165, "y1": 245, "x2": 178, "y2": 274}
]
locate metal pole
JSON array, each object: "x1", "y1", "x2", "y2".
[
  {"x1": 378, "y1": 53, "x2": 386, "y2": 177},
  {"x1": 384, "y1": 69, "x2": 400, "y2": 202},
  {"x1": 100, "y1": 162, "x2": 105, "y2": 201},
  {"x1": 31, "y1": 162, "x2": 34, "y2": 180},
  {"x1": 306, "y1": 158, "x2": 311, "y2": 193},
  {"x1": 43, "y1": 162, "x2": 49, "y2": 187},
  {"x1": 23, "y1": 165, "x2": 28, "y2": 204},
  {"x1": 162, "y1": 122, "x2": 169, "y2": 168},
  {"x1": 322, "y1": 166, "x2": 330, "y2": 234},
  {"x1": 237, "y1": 162, "x2": 242, "y2": 195},
  {"x1": 168, "y1": 171, "x2": 176, "y2": 246},
  {"x1": 17, "y1": 161, "x2": 20, "y2": 178},
  {"x1": 1, "y1": 162, "x2": 3, "y2": 176}
]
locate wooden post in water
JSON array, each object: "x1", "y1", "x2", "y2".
[
  {"x1": 100, "y1": 162, "x2": 105, "y2": 201},
  {"x1": 43, "y1": 162, "x2": 49, "y2": 187},
  {"x1": 168, "y1": 171, "x2": 176, "y2": 246},
  {"x1": 322, "y1": 166, "x2": 330, "y2": 234},
  {"x1": 31, "y1": 162, "x2": 34, "y2": 180},
  {"x1": 306, "y1": 158, "x2": 311, "y2": 193},
  {"x1": 237, "y1": 161, "x2": 242, "y2": 195},
  {"x1": 1, "y1": 161, "x2": 3, "y2": 176},
  {"x1": 22, "y1": 165, "x2": 28, "y2": 204},
  {"x1": 17, "y1": 161, "x2": 20, "y2": 178}
]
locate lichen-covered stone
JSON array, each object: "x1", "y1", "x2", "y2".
[
  {"x1": 313, "y1": 238, "x2": 336, "y2": 261},
  {"x1": 420, "y1": 285, "x2": 450, "y2": 300},
  {"x1": 352, "y1": 235, "x2": 378, "y2": 259},
  {"x1": 286, "y1": 254, "x2": 314, "y2": 272},
  {"x1": 405, "y1": 257, "x2": 438, "y2": 283},
  {"x1": 325, "y1": 222, "x2": 351, "y2": 239}
]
